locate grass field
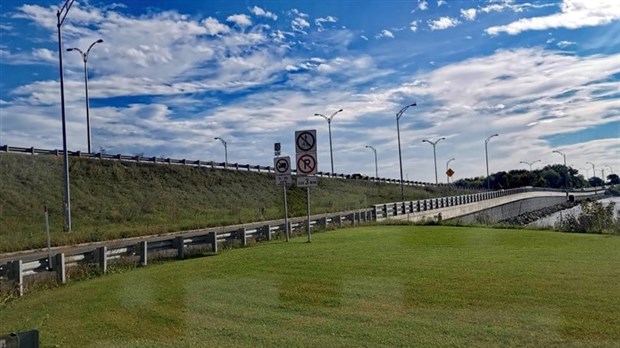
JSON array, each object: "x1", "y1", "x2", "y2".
[
  {"x1": 2, "y1": 226, "x2": 619, "y2": 347},
  {"x1": 0, "y1": 153, "x2": 473, "y2": 252}
]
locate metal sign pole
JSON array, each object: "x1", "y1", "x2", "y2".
[
  {"x1": 306, "y1": 186, "x2": 311, "y2": 242},
  {"x1": 283, "y1": 185, "x2": 289, "y2": 242},
  {"x1": 45, "y1": 205, "x2": 52, "y2": 270}
]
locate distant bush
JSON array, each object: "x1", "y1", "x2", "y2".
[{"x1": 555, "y1": 200, "x2": 619, "y2": 234}]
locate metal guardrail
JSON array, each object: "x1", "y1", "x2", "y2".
[
  {"x1": 0, "y1": 144, "x2": 454, "y2": 188},
  {"x1": 0, "y1": 209, "x2": 373, "y2": 297}
]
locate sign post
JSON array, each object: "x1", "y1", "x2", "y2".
[
  {"x1": 295, "y1": 130, "x2": 318, "y2": 242},
  {"x1": 274, "y1": 156, "x2": 291, "y2": 241}
]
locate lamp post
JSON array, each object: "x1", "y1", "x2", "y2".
[
  {"x1": 365, "y1": 145, "x2": 378, "y2": 178},
  {"x1": 396, "y1": 103, "x2": 417, "y2": 200},
  {"x1": 484, "y1": 133, "x2": 498, "y2": 190},
  {"x1": 552, "y1": 150, "x2": 568, "y2": 190},
  {"x1": 57, "y1": 0, "x2": 77, "y2": 232},
  {"x1": 586, "y1": 161, "x2": 596, "y2": 179},
  {"x1": 67, "y1": 39, "x2": 103, "y2": 154},
  {"x1": 519, "y1": 159, "x2": 541, "y2": 171},
  {"x1": 446, "y1": 157, "x2": 455, "y2": 183},
  {"x1": 422, "y1": 137, "x2": 446, "y2": 184},
  {"x1": 314, "y1": 109, "x2": 343, "y2": 174},
  {"x1": 214, "y1": 137, "x2": 228, "y2": 169}
]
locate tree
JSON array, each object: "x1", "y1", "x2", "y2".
[{"x1": 589, "y1": 177, "x2": 604, "y2": 187}]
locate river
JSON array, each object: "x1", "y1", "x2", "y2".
[{"x1": 529, "y1": 197, "x2": 620, "y2": 228}]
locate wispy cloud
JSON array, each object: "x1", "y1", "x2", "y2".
[
  {"x1": 557, "y1": 40, "x2": 576, "y2": 48},
  {"x1": 249, "y1": 6, "x2": 277, "y2": 20},
  {"x1": 486, "y1": 0, "x2": 620, "y2": 35},
  {"x1": 292, "y1": 17, "x2": 310, "y2": 33},
  {"x1": 410, "y1": 20, "x2": 420, "y2": 32},
  {"x1": 375, "y1": 29, "x2": 395, "y2": 39},
  {"x1": 418, "y1": 0, "x2": 429, "y2": 11}
]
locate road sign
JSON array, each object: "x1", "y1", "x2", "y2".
[
  {"x1": 297, "y1": 176, "x2": 318, "y2": 187},
  {"x1": 276, "y1": 175, "x2": 292, "y2": 186},
  {"x1": 274, "y1": 142, "x2": 281, "y2": 156},
  {"x1": 446, "y1": 168, "x2": 455, "y2": 177},
  {"x1": 274, "y1": 156, "x2": 291, "y2": 175},
  {"x1": 296, "y1": 153, "x2": 317, "y2": 175},
  {"x1": 295, "y1": 130, "x2": 317, "y2": 154}
]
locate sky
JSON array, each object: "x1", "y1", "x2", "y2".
[{"x1": 0, "y1": 0, "x2": 619, "y2": 183}]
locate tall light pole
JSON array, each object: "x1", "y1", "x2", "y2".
[
  {"x1": 484, "y1": 133, "x2": 499, "y2": 190},
  {"x1": 67, "y1": 39, "x2": 103, "y2": 154},
  {"x1": 214, "y1": 137, "x2": 228, "y2": 169},
  {"x1": 586, "y1": 161, "x2": 596, "y2": 179},
  {"x1": 314, "y1": 109, "x2": 343, "y2": 174},
  {"x1": 396, "y1": 103, "x2": 417, "y2": 200},
  {"x1": 365, "y1": 145, "x2": 378, "y2": 178},
  {"x1": 552, "y1": 150, "x2": 568, "y2": 190},
  {"x1": 520, "y1": 159, "x2": 541, "y2": 171},
  {"x1": 57, "y1": 0, "x2": 77, "y2": 232},
  {"x1": 422, "y1": 137, "x2": 446, "y2": 184},
  {"x1": 446, "y1": 157, "x2": 455, "y2": 183}
]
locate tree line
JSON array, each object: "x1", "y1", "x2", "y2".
[{"x1": 454, "y1": 164, "x2": 620, "y2": 190}]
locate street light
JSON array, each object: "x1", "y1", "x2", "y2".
[
  {"x1": 365, "y1": 145, "x2": 378, "y2": 178},
  {"x1": 484, "y1": 133, "x2": 498, "y2": 190},
  {"x1": 519, "y1": 159, "x2": 541, "y2": 171},
  {"x1": 422, "y1": 137, "x2": 446, "y2": 184},
  {"x1": 57, "y1": 0, "x2": 77, "y2": 232},
  {"x1": 67, "y1": 38, "x2": 103, "y2": 154},
  {"x1": 314, "y1": 109, "x2": 343, "y2": 174},
  {"x1": 214, "y1": 137, "x2": 228, "y2": 169},
  {"x1": 396, "y1": 103, "x2": 417, "y2": 200},
  {"x1": 552, "y1": 150, "x2": 568, "y2": 190},
  {"x1": 586, "y1": 161, "x2": 596, "y2": 179},
  {"x1": 446, "y1": 157, "x2": 455, "y2": 183}
]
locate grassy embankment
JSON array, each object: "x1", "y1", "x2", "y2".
[
  {"x1": 1, "y1": 225, "x2": 618, "y2": 346},
  {"x1": 0, "y1": 153, "x2": 471, "y2": 252}
]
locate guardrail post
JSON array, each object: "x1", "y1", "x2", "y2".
[
  {"x1": 336, "y1": 215, "x2": 342, "y2": 227},
  {"x1": 320, "y1": 217, "x2": 327, "y2": 229},
  {"x1": 209, "y1": 232, "x2": 218, "y2": 253},
  {"x1": 97, "y1": 246, "x2": 108, "y2": 274},
  {"x1": 55, "y1": 253, "x2": 66, "y2": 284},
  {"x1": 238, "y1": 228, "x2": 247, "y2": 246},
  {"x1": 264, "y1": 225, "x2": 272, "y2": 241},
  {"x1": 9, "y1": 260, "x2": 24, "y2": 297},
  {"x1": 139, "y1": 241, "x2": 148, "y2": 266},
  {"x1": 174, "y1": 236, "x2": 185, "y2": 259}
]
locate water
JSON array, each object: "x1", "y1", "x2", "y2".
[{"x1": 529, "y1": 197, "x2": 620, "y2": 228}]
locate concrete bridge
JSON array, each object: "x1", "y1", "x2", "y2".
[{"x1": 373, "y1": 187, "x2": 605, "y2": 224}]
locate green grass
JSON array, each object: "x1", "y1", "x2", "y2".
[
  {"x1": 1, "y1": 226, "x2": 619, "y2": 347},
  {"x1": 0, "y1": 153, "x2": 474, "y2": 252}
]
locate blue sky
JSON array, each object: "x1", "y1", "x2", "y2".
[{"x1": 0, "y1": 0, "x2": 618, "y2": 183}]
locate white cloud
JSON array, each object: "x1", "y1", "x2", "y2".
[
  {"x1": 418, "y1": 0, "x2": 429, "y2": 11},
  {"x1": 202, "y1": 17, "x2": 230, "y2": 35},
  {"x1": 429, "y1": 17, "x2": 460, "y2": 30},
  {"x1": 226, "y1": 14, "x2": 252, "y2": 27},
  {"x1": 375, "y1": 30, "x2": 395, "y2": 39},
  {"x1": 410, "y1": 20, "x2": 419, "y2": 32},
  {"x1": 486, "y1": 0, "x2": 620, "y2": 35},
  {"x1": 315, "y1": 16, "x2": 338, "y2": 26},
  {"x1": 557, "y1": 40, "x2": 576, "y2": 48},
  {"x1": 437, "y1": 0, "x2": 447, "y2": 6},
  {"x1": 289, "y1": 9, "x2": 309, "y2": 18},
  {"x1": 461, "y1": 8, "x2": 477, "y2": 21},
  {"x1": 292, "y1": 17, "x2": 310, "y2": 33},
  {"x1": 361, "y1": 35, "x2": 369, "y2": 41},
  {"x1": 249, "y1": 6, "x2": 277, "y2": 20}
]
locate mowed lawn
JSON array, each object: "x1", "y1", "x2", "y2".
[{"x1": 1, "y1": 226, "x2": 619, "y2": 347}]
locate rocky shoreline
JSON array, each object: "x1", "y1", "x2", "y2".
[{"x1": 499, "y1": 201, "x2": 579, "y2": 226}]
